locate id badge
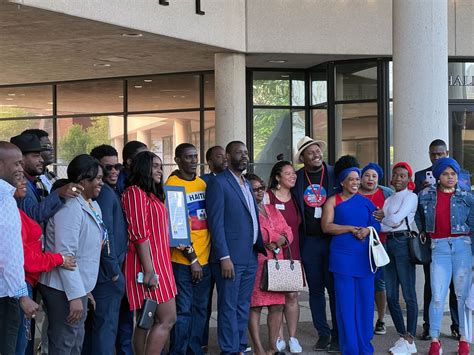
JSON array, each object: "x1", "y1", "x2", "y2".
[
  {"x1": 275, "y1": 203, "x2": 285, "y2": 211},
  {"x1": 314, "y1": 207, "x2": 322, "y2": 218}
]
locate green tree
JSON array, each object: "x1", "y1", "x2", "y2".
[{"x1": 0, "y1": 107, "x2": 37, "y2": 141}]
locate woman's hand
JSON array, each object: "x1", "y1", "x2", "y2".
[
  {"x1": 349, "y1": 226, "x2": 361, "y2": 236},
  {"x1": 87, "y1": 292, "x2": 96, "y2": 311},
  {"x1": 265, "y1": 242, "x2": 278, "y2": 251},
  {"x1": 373, "y1": 208, "x2": 384, "y2": 221},
  {"x1": 354, "y1": 227, "x2": 370, "y2": 240},
  {"x1": 60, "y1": 255, "x2": 77, "y2": 270},
  {"x1": 144, "y1": 271, "x2": 158, "y2": 289},
  {"x1": 67, "y1": 298, "x2": 84, "y2": 324}
]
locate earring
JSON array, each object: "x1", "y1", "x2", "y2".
[{"x1": 277, "y1": 183, "x2": 281, "y2": 190}]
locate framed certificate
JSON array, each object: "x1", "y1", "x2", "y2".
[{"x1": 164, "y1": 185, "x2": 191, "y2": 247}]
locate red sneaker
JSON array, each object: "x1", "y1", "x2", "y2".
[
  {"x1": 458, "y1": 340, "x2": 469, "y2": 355},
  {"x1": 429, "y1": 341, "x2": 442, "y2": 355}
]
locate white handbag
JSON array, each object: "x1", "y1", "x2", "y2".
[{"x1": 368, "y1": 226, "x2": 390, "y2": 273}]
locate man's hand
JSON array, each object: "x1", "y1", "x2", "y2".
[
  {"x1": 373, "y1": 208, "x2": 384, "y2": 221},
  {"x1": 19, "y1": 296, "x2": 39, "y2": 319},
  {"x1": 190, "y1": 261, "x2": 203, "y2": 283},
  {"x1": 57, "y1": 183, "x2": 84, "y2": 199},
  {"x1": 87, "y1": 292, "x2": 96, "y2": 311},
  {"x1": 60, "y1": 255, "x2": 76, "y2": 270},
  {"x1": 67, "y1": 298, "x2": 84, "y2": 324},
  {"x1": 220, "y1": 258, "x2": 234, "y2": 279},
  {"x1": 422, "y1": 180, "x2": 431, "y2": 189}
]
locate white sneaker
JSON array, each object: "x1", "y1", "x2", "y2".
[
  {"x1": 406, "y1": 340, "x2": 417, "y2": 354},
  {"x1": 390, "y1": 338, "x2": 410, "y2": 354},
  {"x1": 276, "y1": 337, "x2": 286, "y2": 352},
  {"x1": 288, "y1": 337, "x2": 302, "y2": 353}
]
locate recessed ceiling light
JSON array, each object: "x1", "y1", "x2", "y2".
[
  {"x1": 47, "y1": 102, "x2": 53, "y2": 105},
  {"x1": 281, "y1": 74, "x2": 290, "y2": 78},
  {"x1": 267, "y1": 60, "x2": 287, "y2": 64},
  {"x1": 134, "y1": 85, "x2": 143, "y2": 89},
  {"x1": 5, "y1": 98, "x2": 13, "y2": 101},
  {"x1": 7, "y1": 93, "x2": 15, "y2": 96},
  {"x1": 118, "y1": 95, "x2": 124, "y2": 98},
  {"x1": 93, "y1": 63, "x2": 111, "y2": 67},
  {"x1": 144, "y1": 79, "x2": 153, "y2": 83},
  {"x1": 122, "y1": 33, "x2": 143, "y2": 38}
]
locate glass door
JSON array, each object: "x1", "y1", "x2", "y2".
[{"x1": 450, "y1": 104, "x2": 474, "y2": 189}]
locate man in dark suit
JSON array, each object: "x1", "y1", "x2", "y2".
[
  {"x1": 201, "y1": 145, "x2": 227, "y2": 184},
  {"x1": 206, "y1": 141, "x2": 266, "y2": 355},
  {"x1": 291, "y1": 136, "x2": 339, "y2": 352},
  {"x1": 82, "y1": 145, "x2": 128, "y2": 355}
]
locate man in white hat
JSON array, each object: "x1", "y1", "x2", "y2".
[{"x1": 291, "y1": 136, "x2": 339, "y2": 352}]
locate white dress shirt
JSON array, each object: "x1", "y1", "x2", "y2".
[
  {"x1": 0, "y1": 179, "x2": 27, "y2": 298},
  {"x1": 381, "y1": 188, "x2": 418, "y2": 233}
]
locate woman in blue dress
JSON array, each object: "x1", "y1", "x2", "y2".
[{"x1": 322, "y1": 155, "x2": 381, "y2": 355}]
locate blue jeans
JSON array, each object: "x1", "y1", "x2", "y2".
[
  {"x1": 15, "y1": 282, "x2": 33, "y2": 355},
  {"x1": 384, "y1": 235, "x2": 418, "y2": 336},
  {"x1": 300, "y1": 236, "x2": 337, "y2": 338},
  {"x1": 429, "y1": 237, "x2": 472, "y2": 338},
  {"x1": 169, "y1": 263, "x2": 212, "y2": 355},
  {"x1": 115, "y1": 296, "x2": 134, "y2": 355}
]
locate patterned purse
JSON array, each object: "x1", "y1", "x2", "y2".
[{"x1": 260, "y1": 238, "x2": 305, "y2": 292}]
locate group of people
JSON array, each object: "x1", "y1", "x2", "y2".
[{"x1": 0, "y1": 129, "x2": 473, "y2": 355}]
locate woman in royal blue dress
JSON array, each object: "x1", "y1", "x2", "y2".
[{"x1": 322, "y1": 155, "x2": 381, "y2": 355}]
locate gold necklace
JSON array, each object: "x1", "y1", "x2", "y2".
[{"x1": 439, "y1": 186, "x2": 455, "y2": 193}]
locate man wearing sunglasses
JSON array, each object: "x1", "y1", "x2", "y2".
[{"x1": 85, "y1": 144, "x2": 128, "y2": 355}]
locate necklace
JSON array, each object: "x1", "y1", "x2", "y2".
[
  {"x1": 439, "y1": 186, "x2": 455, "y2": 193},
  {"x1": 273, "y1": 188, "x2": 291, "y2": 202}
]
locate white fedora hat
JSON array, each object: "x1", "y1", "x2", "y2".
[{"x1": 293, "y1": 136, "x2": 327, "y2": 163}]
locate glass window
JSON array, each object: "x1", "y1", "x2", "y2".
[
  {"x1": 56, "y1": 116, "x2": 124, "y2": 171},
  {"x1": 128, "y1": 74, "x2": 200, "y2": 112},
  {"x1": 253, "y1": 108, "x2": 291, "y2": 181},
  {"x1": 0, "y1": 85, "x2": 53, "y2": 119},
  {"x1": 253, "y1": 72, "x2": 290, "y2": 106},
  {"x1": 389, "y1": 61, "x2": 393, "y2": 99},
  {"x1": 335, "y1": 62, "x2": 377, "y2": 101},
  {"x1": 291, "y1": 73, "x2": 305, "y2": 107},
  {"x1": 311, "y1": 70, "x2": 328, "y2": 105},
  {"x1": 292, "y1": 110, "x2": 306, "y2": 159},
  {"x1": 204, "y1": 74, "x2": 215, "y2": 108},
  {"x1": 335, "y1": 102, "x2": 378, "y2": 166},
  {"x1": 127, "y1": 112, "x2": 200, "y2": 179},
  {"x1": 0, "y1": 118, "x2": 52, "y2": 142},
  {"x1": 57, "y1": 80, "x2": 123, "y2": 115},
  {"x1": 448, "y1": 63, "x2": 474, "y2": 100},
  {"x1": 312, "y1": 108, "x2": 328, "y2": 152},
  {"x1": 451, "y1": 106, "x2": 474, "y2": 186}
]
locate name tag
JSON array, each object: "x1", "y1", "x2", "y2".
[
  {"x1": 275, "y1": 203, "x2": 285, "y2": 211},
  {"x1": 314, "y1": 207, "x2": 322, "y2": 218}
]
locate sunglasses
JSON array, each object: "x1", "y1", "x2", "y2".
[
  {"x1": 252, "y1": 185, "x2": 266, "y2": 193},
  {"x1": 103, "y1": 163, "x2": 123, "y2": 172}
]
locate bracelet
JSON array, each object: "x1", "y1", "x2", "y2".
[
  {"x1": 61, "y1": 255, "x2": 65, "y2": 266},
  {"x1": 190, "y1": 258, "x2": 198, "y2": 265}
]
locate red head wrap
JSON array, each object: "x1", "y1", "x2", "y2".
[{"x1": 392, "y1": 161, "x2": 416, "y2": 191}]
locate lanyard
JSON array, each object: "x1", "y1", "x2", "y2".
[
  {"x1": 304, "y1": 165, "x2": 325, "y2": 204},
  {"x1": 87, "y1": 200, "x2": 110, "y2": 255}
]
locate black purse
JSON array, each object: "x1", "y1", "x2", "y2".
[
  {"x1": 406, "y1": 217, "x2": 431, "y2": 265},
  {"x1": 137, "y1": 298, "x2": 158, "y2": 330}
]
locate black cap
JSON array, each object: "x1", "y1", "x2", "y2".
[{"x1": 10, "y1": 134, "x2": 46, "y2": 153}]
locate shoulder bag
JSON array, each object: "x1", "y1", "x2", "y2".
[
  {"x1": 406, "y1": 216, "x2": 431, "y2": 265},
  {"x1": 260, "y1": 237, "x2": 305, "y2": 292},
  {"x1": 368, "y1": 226, "x2": 390, "y2": 273}
]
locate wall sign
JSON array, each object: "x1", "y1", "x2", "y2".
[
  {"x1": 159, "y1": 0, "x2": 205, "y2": 15},
  {"x1": 449, "y1": 75, "x2": 474, "y2": 86}
]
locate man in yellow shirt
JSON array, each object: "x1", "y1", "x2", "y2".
[{"x1": 166, "y1": 143, "x2": 211, "y2": 355}]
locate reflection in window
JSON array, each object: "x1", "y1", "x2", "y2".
[
  {"x1": 451, "y1": 109, "x2": 474, "y2": 185},
  {"x1": 0, "y1": 86, "x2": 53, "y2": 118},
  {"x1": 57, "y1": 81, "x2": 123, "y2": 115},
  {"x1": 311, "y1": 70, "x2": 328, "y2": 105},
  {"x1": 448, "y1": 63, "x2": 474, "y2": 100},
  {"x1": 0, "y1": 118, "x2": 52, "y2": 142},
  {"x1": 335, "y1": 102, "x2": 378, "y2": 166},
  {"x1": 128, "y1": 74, "x2": 200, "y2": 112},
  {"x1": 253, "y1": 109, "x2": 291, "y2": 180},
  {"x1": 335, "y1": 62, "x2": 377, "y2": 101},
  {"x1": 312, "y1": 109, "x2": 328, "y2": 151},
  {"x1": 204, "y1": 74, "x2": 215, "y2": 108},
  {"x1": 292, "y1": 110, "x2": 306, "y2": 159}
]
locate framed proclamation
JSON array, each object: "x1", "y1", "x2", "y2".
[{"x1": 164, "y1": 185, "x2": 191, "y2": 247}]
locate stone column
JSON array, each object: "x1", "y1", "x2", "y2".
[
  {"x1": 214, "y1": 53, "x2": 247, "y2": 147},
  {"x1": 392, "y1": 0, "x2": 449, "y2": 171}
]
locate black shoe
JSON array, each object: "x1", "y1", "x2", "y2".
[
  {"x1": 420, "y1": 325, "x2": 431, "y2": 340},
  {"x1": 451, "y1": 325, "x2": 461, "y2": 340},
  {"x1": 313, "y1": 335, "x2": 331, "y2": 351},
  {"x1": 327, "y1": 338, "x2": 340, "y2": 353},
  {"x1": 374, "y1": 320, "x2": 387, "y2": 335}
]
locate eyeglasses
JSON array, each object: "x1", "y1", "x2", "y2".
[
  {"x1": 103, "y1": 163, "x2": 123, "y2": 172},
  {"x1": 41, "y1": 144, "x2": 53, "y2": 151},
  {"x1": 252, "y1": 186, "x2": 266, "y2": 193}
]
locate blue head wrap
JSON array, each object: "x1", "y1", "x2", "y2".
[
  {"x1": 336, "y1": 167, "x2": 361, "y2": 191},
  {"x1": 432, "y1": 157, "x2": 461, "y2": 180},
  {"x1": 361, "y1": 162, "x2": 383, "y2": 182}
]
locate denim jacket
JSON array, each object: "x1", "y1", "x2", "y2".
[{"x1": 415, "y1": 186, "x2": 474, "y2": 235}]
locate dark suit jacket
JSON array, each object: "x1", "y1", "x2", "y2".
[
  {"x1": 206, "y1": 169, "x2": 266, "y2": 265},
  {"x1": 291, "y1": 162, "x2": 336, "y2": 238},
  {"x1": 95, "y1": 184, "x2": 128, "y2": 284},
  {"x1": 16, "y1": 180, "x2": 64, "y2": 224}
]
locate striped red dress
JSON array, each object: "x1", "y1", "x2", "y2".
[{"x1": 122, "y1": 185, "x2": 177, "y2": 311}]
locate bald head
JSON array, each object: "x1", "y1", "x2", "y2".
[{"x1": 0, "y1": 141, "x2": 24, "y2": 186}]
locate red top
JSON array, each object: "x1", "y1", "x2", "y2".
[
  {"x1": 358, "y1": 188, "x2": 387, "y2": 242},
  {"x1": 122, "y1": 186, "x2": 177, "y2": 311},
  {"x1": 267, "y1": 190, "x2": 302, "y2": 260},
  {"x1": 19, "y1": 209, "x2": 63, "y2": 287},
  {"x1": 430, "y1": 191, "x2": 469, "y2": 239}
]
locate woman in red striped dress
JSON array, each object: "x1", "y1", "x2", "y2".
[{"x1": 122, "y1": 151, "x2": 177, "y2": 355}]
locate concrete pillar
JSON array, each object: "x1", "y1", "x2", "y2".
[
  {"x1": 214, "y1": 53, "x2": 246, "y2": 147},
  {"x1": 136, "y1": 129, "x2": 152, "y2": 147},
  {"x1": 392, "y1": 0, "x2": 449, "y2": 171}
]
